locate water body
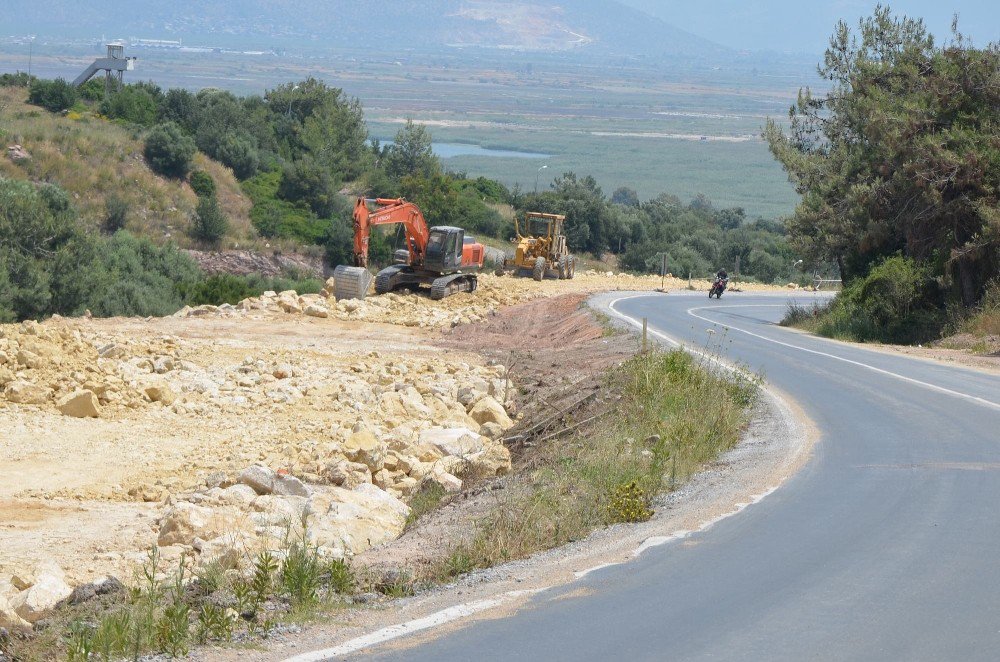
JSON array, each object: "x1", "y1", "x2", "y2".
[
  {"x1": 433, "y1": 142, "x2": 551, "y2": 159},
  {"x1": 377, "y1": 140, "x2": 550, "y2": 160}
]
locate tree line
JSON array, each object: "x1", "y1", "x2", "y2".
[{"x1": 766, "y1": 6, "x2": 999, "y2": 342}]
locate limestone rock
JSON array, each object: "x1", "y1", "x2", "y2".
[
  {"x1": 145, "y1": 384, "x2": 177, "y2": 405},
  {"x1": 304, "y1": 304, "x2": 329, "y2": 318},
  {"x1": 218, "y1": 484, "x2": 258, "y2": 507},
  {"x1": 5, "y1": 381, "x2": 52, "y2": 405},
  {"x1": 195, "y1": 533, "x2": 250, "y2": 568},
  {"x1": 14, "y1": 571, "x2": 72, "y2": 623},
  {"x1": 425, "y1": 469, "x2": 463, "y2": 493},
  {"x1": 463, "y1": 444, "x2": 512, "y2": 478},
  {"x1": 273, "y1": 473, "x2": 311, "y2": 498},
  {"x1": 57, "y1": 390, "x2": 101, "y2": 418},
  {"x1": 468, "y1": 396, "x2": 513, "y2": 428},
  {"x1": 343, "y1": 430, "x2": 387, "y2": 473},
  {"x1": 16, "y1": 349, "x2": 44, "y2": 369},
  {"x1": 308, "y1": 484, "x2": 411, "y2": 555},
  {"x1": 157, "y1": 502, "x2": 242, "y2": 547},
  {"x1": 0, "y1": 595, "x2": 32, "y2": 633},
  {"x1": 419, "y1": 428, "x2": 486, "y2": 457},
  {"x1": 325, "y1": 460, "x2": 373, "y2": 489},
  {"x1": 239, "y1": 465, "x2": 277, "y2": 495}
]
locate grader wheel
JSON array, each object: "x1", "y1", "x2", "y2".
[
  {"x1": 532, "y1": 256, "x2": 546, "y2": 282},
  {"x1": 558, "y1": 255, "x2": 571, "y2": 279}
]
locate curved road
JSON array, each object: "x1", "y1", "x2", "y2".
[{"x1": 361, "y1": 292, "x2": 1000, "y2": 661}]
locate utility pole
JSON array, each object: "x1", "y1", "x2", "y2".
[{"x1": 27, "y1": 37, "x2": 33, "y2": 79}]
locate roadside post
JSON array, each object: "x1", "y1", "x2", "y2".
[
  {"x1": 642, "y1": 317, "x2": 648, "y2": 354},
  {"x1": 660, "y1": 254, "x2": 667, "y2": 290}
]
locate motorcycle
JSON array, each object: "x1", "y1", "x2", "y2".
[{"x1": 709, "y1": 276, "x2": 728, "y2": 299}]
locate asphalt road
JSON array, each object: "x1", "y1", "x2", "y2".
[{"x1": 362, "y1": 292, "x2": 1000, "y2": 661}]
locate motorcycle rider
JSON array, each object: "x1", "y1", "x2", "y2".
[{"x1": 711, "y1": 269, "x2": 729, "y2": 297}]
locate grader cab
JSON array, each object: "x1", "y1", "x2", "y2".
[{"x1": 497, "y1": 212, "x2": 576, "y2": 281}]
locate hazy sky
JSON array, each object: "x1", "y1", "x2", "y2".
[{"x1": 620, "y1": 1, "x2": 1000, "y2": 53}]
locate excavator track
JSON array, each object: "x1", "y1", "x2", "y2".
[
  {"x1": 375, "y1": 266, "x2": 406, "y2": 295},
  {"x1": 431, "y1": 274, "x2": 477, "y2": 300}
]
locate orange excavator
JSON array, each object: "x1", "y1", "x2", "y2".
[{"x1": 332, "y1": 197, "x2": 486, "y2": 301}]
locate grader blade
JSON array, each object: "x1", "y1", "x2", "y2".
[{"x1": 332, "y1": 265, "x2": 373, "y2": 301}]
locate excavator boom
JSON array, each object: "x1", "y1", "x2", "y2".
[{"x1": 352, "y1": 198, "x2": 431, "y2": 268}]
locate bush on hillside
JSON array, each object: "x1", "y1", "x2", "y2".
[
  {"x1": 87, "y1": 231, "x2": 202, "y2": 318},
  {"x1": 190, "y1": 195, "x2": 229, "y2": 245},
  {"x1": 0, "y1": 72, "x2": 33, "y2": 87},
  {"x1": 100, "y1": 85, "x2": 160, "y2": 125},
  {"x1": 215, "y1": 133, "x2": 260, "y2": 180},
  {"x1": 179, "y1": 272, "x2": 324, "y2": 307},
  {"x1": 144, "y1": 122, "x2": 196, "y2": 179},
  {"x1": 27, "y1": 78, "x2": 78, "y2": 113},
  {"x1": 102, "y1": 195, "x2": 129, "y2": 234},
  {"x1": 189, "y1": 170, "x2": 216, "y2": 199}
]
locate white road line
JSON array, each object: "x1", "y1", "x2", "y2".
[
  {"x1": 282, "y1": 590, "x2": 544, "y2": 662},
  {"x1": 685, "y1": 304, "x2": 1000, "y2": 411},
  {"x1": 610, "y1": 293, "x2": 1000, "y2": 411}
]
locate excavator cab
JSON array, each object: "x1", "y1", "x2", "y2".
[{"x1": 424, "y1": 227, "x2": 465, "y2": 273}]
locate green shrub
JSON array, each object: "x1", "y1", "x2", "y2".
[
  {"x1": 27, "y1": 78, "x2": 78, "y2": 112},
  {"x1": 87, "y1": 232, "x2": 202, "y2": 318},
  {"x1": 216, "y1": 133, "x2": 260, "y2": 180},
  {"x1": 806, "y1": 256, "x2": 945, "y2": 344},
  {"x1": 144, "y1": 122, "x2": 196, "y2": 179},
  {"x1": 278, "y1": 158, "x2": 340, "y2": 218},
  {"x1": 244, "y1": 170, "x2": 332, "y2": 245},
  {"x1": 188, "y1": 170, "x2": 216, "y2": 199},
  {"x1": 0, "y1": 72, "x2": 33, "y2": 87},
  {"x1": 182, "y1": 273, "x2": 255, "y2": 305},
  {"x1": 102, "y1": 195, "x2": 129, "y2": 233},
  {"x1": 100, "y1": 86, "x2": 160, "y2": 126},
  {"x1": 189, "y1": 195, "x2": 229, "y2": 245}
]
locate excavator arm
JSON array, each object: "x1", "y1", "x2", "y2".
[{"x1": 352, "y1": 198, "x2": 430, "y2": 268}]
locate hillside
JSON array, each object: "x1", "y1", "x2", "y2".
[
  {"x1": 0, "y1": 87, "x2": 253, "y2": 247},
  {"x1": 3, "y1": 0, "x2": 727, "y2": 59}
]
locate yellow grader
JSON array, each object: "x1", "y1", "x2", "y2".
[{"x1": 496, "y1": 212, "x2": 576, "y2": 281}]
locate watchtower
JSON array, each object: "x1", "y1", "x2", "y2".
[{"x1": 73, "y1": 44, "x2": 137, "y2": 91}]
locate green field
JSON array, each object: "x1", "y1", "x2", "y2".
[{"x1": 370, "y1": 122, "x2": 797, "y2": 219}]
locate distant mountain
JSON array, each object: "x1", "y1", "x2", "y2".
[{"x1": 5, "y1": 0, "x2": 728, "y2": 59}]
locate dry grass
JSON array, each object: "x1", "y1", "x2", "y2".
[
  {"x1": 433, "y1": 347, "x2": 758, "y2": 580},
  {"x1": 0, "y1": 87, "x2": 253, "y2": 247}
]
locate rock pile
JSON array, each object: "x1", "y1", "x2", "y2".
[
  {"x1": 157, "y1": 421, "x2": 513, "y2": 564},
  {"x1": 0, "y1": 319, "x2": 197, "y2": 416}
]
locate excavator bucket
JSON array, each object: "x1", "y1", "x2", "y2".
[{"x1": 332, "y1": 265, "x2": 373, "y2": 301}]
